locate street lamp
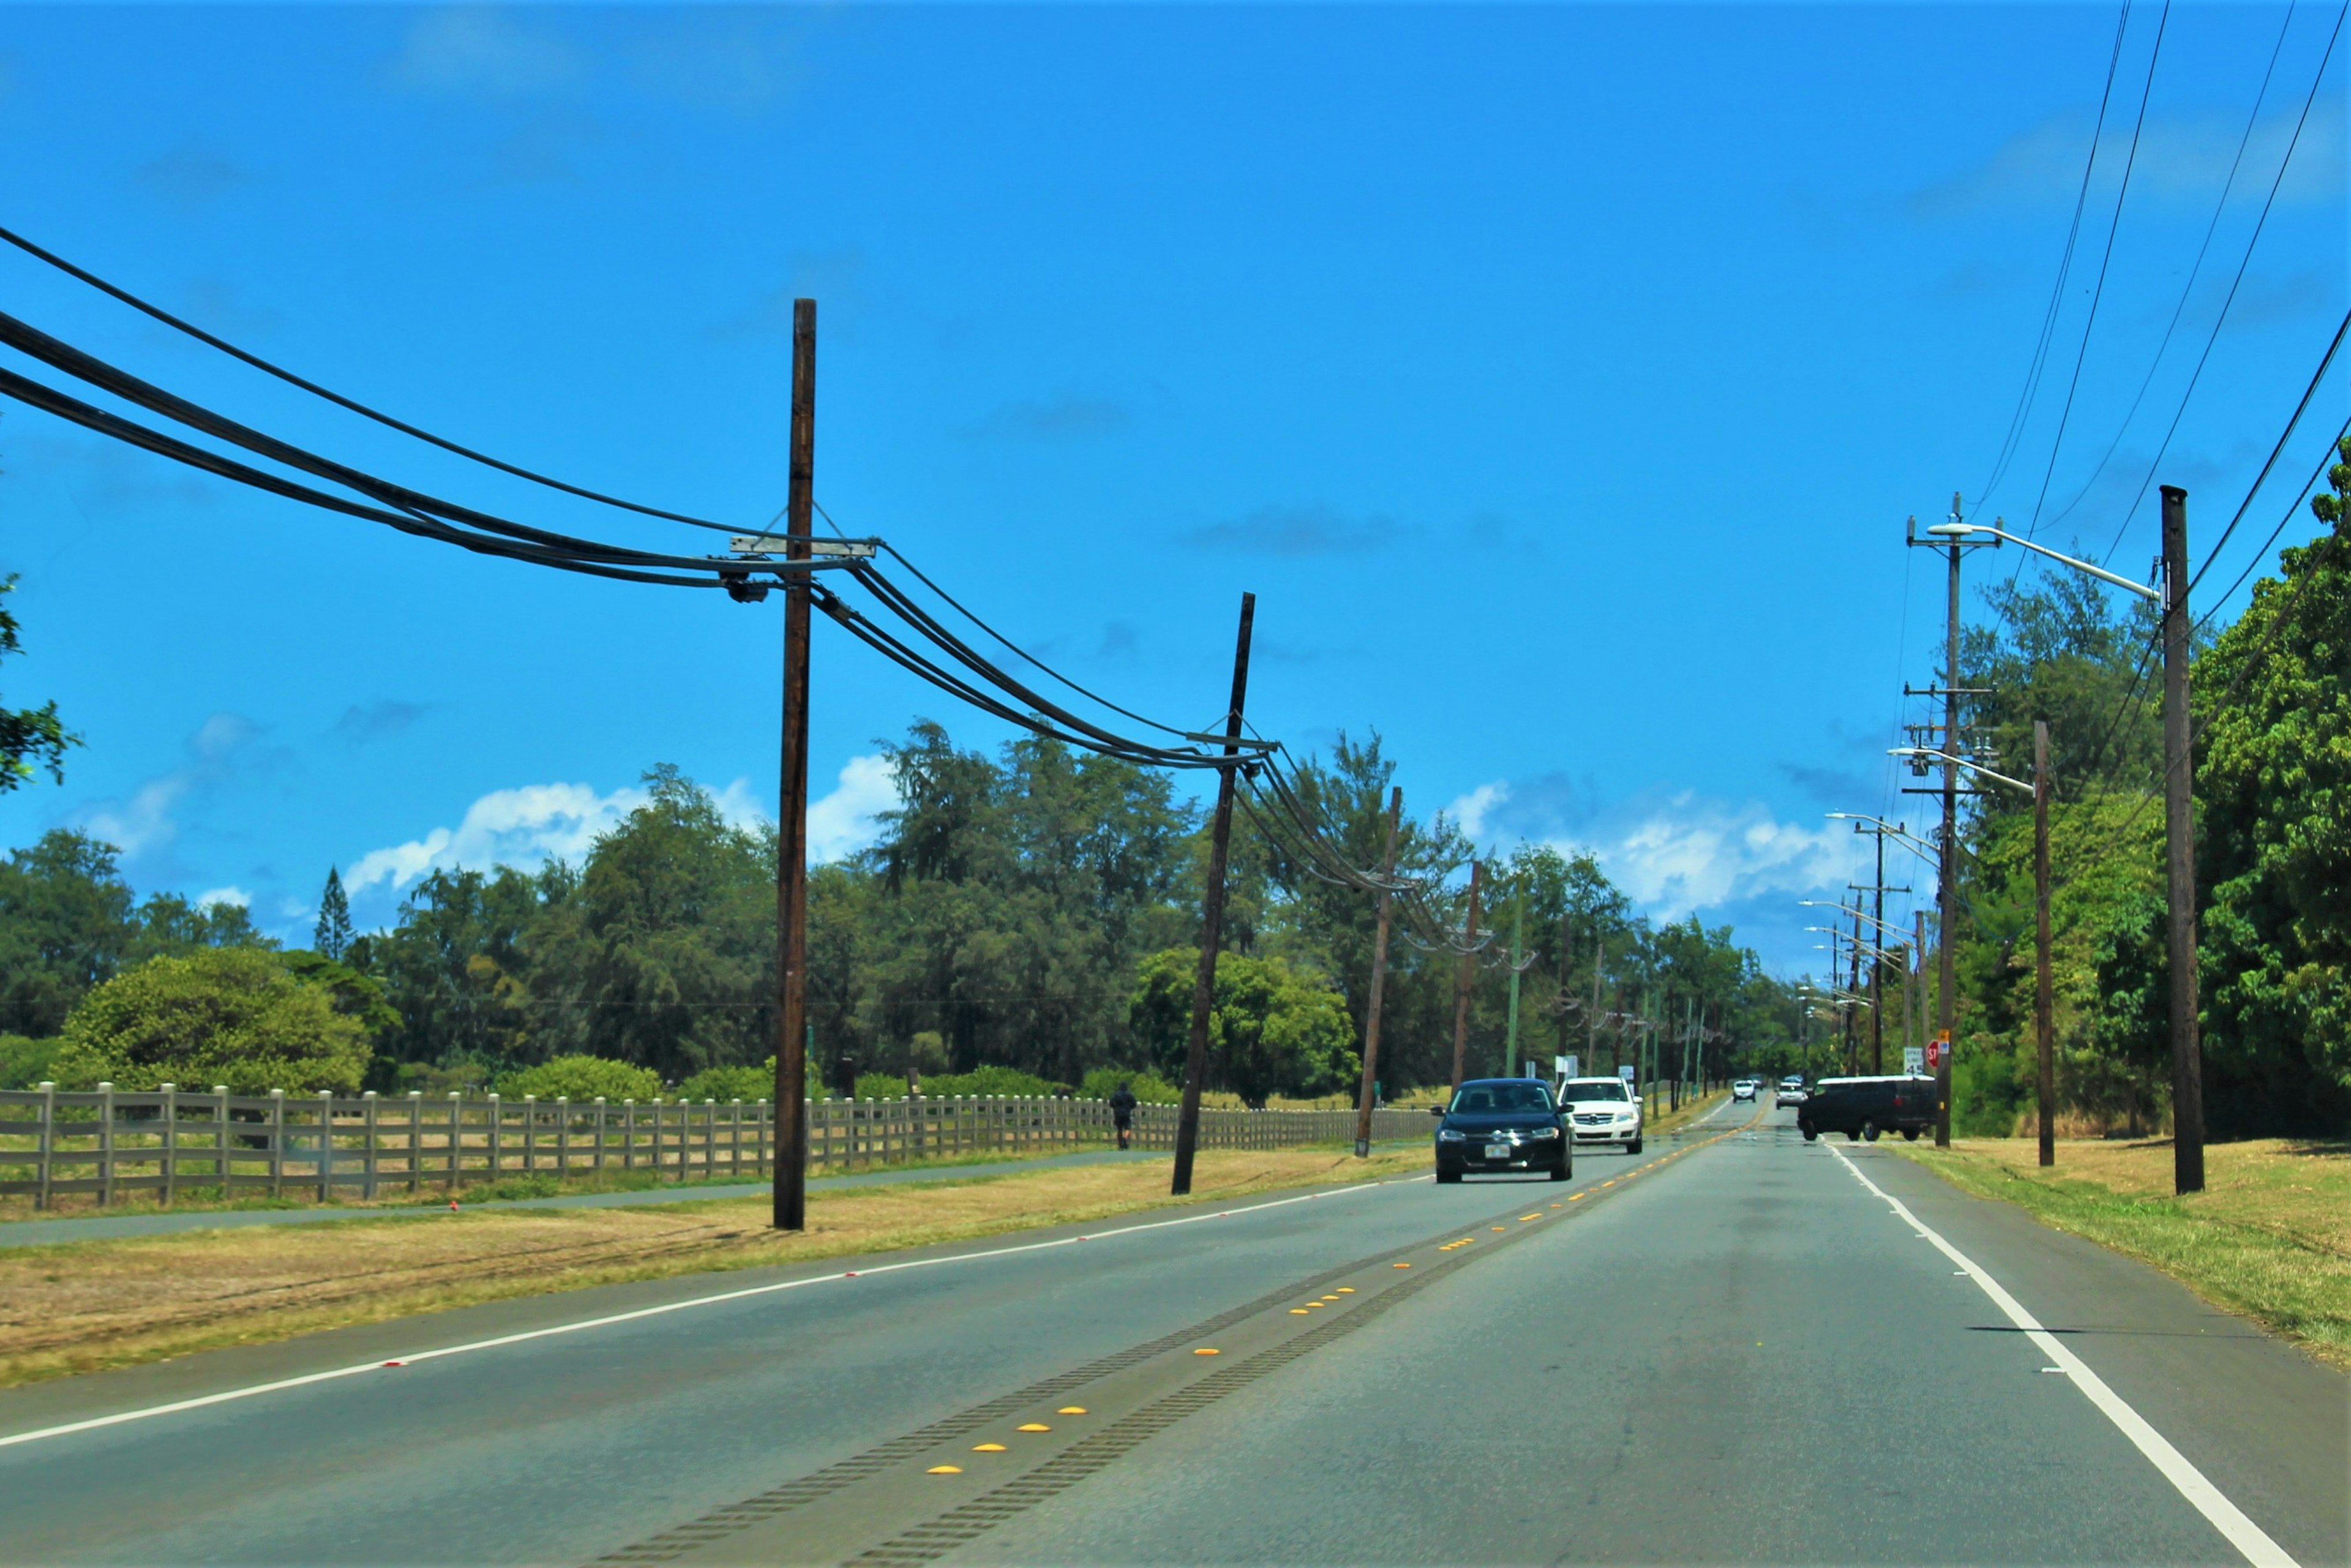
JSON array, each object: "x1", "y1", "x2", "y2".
[
  {"x1": 1895, "y1": 730, "x2": 2058, "y2": 1168},
  {"x1": 1929, "y1": 492, "x2": 2203, "y2": 1195}
]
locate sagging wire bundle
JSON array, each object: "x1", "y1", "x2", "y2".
[{"x1": 0, "y1": 226, "x2": 1267, "y2": 770}]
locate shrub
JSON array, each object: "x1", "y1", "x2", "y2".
[
  {"x1": 51, "y1": 948, "x2": 371, "y2": 1092},
  {"x1": 494, "y1": 1054, "x2": 664, "y2": 1103},
  {"x1": 1078, "y1": 1067, "x2": 1180, "y2": 1103},
  {"x1": 677, "y1": 1060, "x2": 774, "y2": 1101},
  {"x1": 851, "y1": 1064, "x2": 1067, "y2": 1100},
  {"x1": 0, "y1": 1033, "x2": 60, "y2": 1090}
]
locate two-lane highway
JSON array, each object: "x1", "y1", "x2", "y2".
[{"x1": 0, "y1": 1107, "x2": 2338, "y2": 1565}]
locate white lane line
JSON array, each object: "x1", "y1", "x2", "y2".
[
  {"x1": 1825, "y1": 1145, "x2": 2297, "y2": 1568},
  {"x1": 0, "y1": 1176, "x2": 1418, "y2": 1454}
]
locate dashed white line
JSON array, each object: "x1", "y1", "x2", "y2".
[{"x1": 1826, "y1": 1144, "x2": 2298, "y2": 1568}]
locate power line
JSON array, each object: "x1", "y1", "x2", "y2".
[
  {"x1": 2186, "y1": 305, "x2": 2351, "y2": 601},
  {"x1": 2036, "y1": 2, "x2": 2301, "y2": 542},
  {"x1": 1978, "y1": 2, "x2": 2136, "y2": 512},
  {"x1": 2099, "y1": 0, "x2": 2347, "y2": 561},
  {"x1": 0, "y1": 222, "x2": 741, "y2": 535},
  {"x1": 2023, "y1": 1, "x2": 2172, "y2": 542}
]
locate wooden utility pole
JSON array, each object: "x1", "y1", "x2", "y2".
[
  {"x1": 1935, "y1": 500, "x2": 1962, "y2": 1147},
  {"x1": 1351, "y1": 786, "x2": 1403, "y2": 1157},
  {"x1": 2161, "y1": 486, "x2": 2205, "y2": 1194},
  {"x1": 1504, "y1": 893, "x2": 1525, "y2": 1077},
  {"x1": 1868, "y1": 830, "x2": 1887, "y2": 1075},
  {"x1": 1448, "y1": 861, "x2": 1483, "y2": 1093},
  {"x1": 1588, "y1": 930, "x2": 1603, "y2": 1071},
  {"x1": 1171, "y1": 593, "x2": 1256, "y2": 1198},
  {"x1": 1914, "y1": 909, "x2": 1929, "y2": 1072},
  {"x1": 1847, "y1": 904, "x2": 1864, "y2": 1076},
  {"x1": 2034, "y1": 719, "x2": 2055, "y2": 1169},
  {"x1": 772, "y1": 298, "x2": 816, "y2": 1232}
]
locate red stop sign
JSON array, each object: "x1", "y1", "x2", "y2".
[{"x1": 1926, "y1": 1033, "x2": 1948, "y2": 1070}]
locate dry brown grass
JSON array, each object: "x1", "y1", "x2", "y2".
[
  {"x1": 0, "y1": 1147, "x2": 1423, "y2": 1389},
  {"x1": 1903, "y1": 1135, "x2": 2351, "y2": 1367}
]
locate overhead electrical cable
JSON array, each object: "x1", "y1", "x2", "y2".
[
  {"x1": 2099, "y1": 0, "x2": 2347, "y2": 560},
  {"x1": 2036, "y1": 2, "x2": 2300, "y2": 541},
  {"x1": 2023, "y1": 1, "x2": 2171, "y2": 542},
  {"x1": 2199, "y1": 411, "x2": 2351, "y2": 626},
  {"x1": 0, "y1": 222, "x2": 740, "y2": 535},
  {"x1": 1978, "y1": 2, "x2": 2136, "y2": 511},
  {"x1": 2185, "y1": 305, "x2": 2351, "y2": 599}
]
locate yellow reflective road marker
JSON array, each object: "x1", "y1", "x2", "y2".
[
  {"x1": 972, "y1": 1443, "x2": 1007, "y2": 1452},
  {"x1": 1490, "y1": 1225, "x2": 1507, "y2": 1232},
  {"x1": 1057, "y1": 1406, "x2": 1088, "y2": 1415},
  {"x1": 1520, "y1": 1214, "x2": 1541, "y2": 1221},
  {"x1": 928, "y1": 1466, "x2": 963, "y2": 1475},
  {"x1": 1335, "y1": 1287, "x2": 1355, "y2": 1293},
  {"x1": 1017, "y1": 1423, "x2": 1051, "y2": 1432},
  {"x1": 1393, "y1": 1262, "x2": 1412, "y2": 1268},
  {"x1": 1289, "y1": 1308, "x2": 1310, "y2": 1315},
  {"x1": 1569, "y1": 1193, "x2": 1584, "y2": 1200},
  {"x1": 1194, "y1": 1348, "x2": 1220, "y2": 1356}
]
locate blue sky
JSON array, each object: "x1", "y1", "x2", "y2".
[{"x1": 0, "y1": 3, "x2": 2342, "y2": 976}]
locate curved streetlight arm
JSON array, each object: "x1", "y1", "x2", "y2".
[
  {"x1": 1891, "y1": 747, "x2": 2033, "y2": 796},
  {"x1": 1927, "y1": 522, "x2": 2161, "y2": 602}
]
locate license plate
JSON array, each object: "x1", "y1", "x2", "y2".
[{"x1": 1484, "y1": 1143, "x2": 1511, "y2": 1160}]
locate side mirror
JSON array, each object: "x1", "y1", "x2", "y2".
[{"x1": 1428, "y1": 1104, "x2": 1446, "y2": 1117}]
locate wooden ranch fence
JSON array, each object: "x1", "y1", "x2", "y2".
[{"x1": 0, "y1": 1085, "x2": 1432, "y2": 1209}]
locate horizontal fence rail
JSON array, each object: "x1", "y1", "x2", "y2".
[{"x1": 0, "y1": 1085, "x2": 1433, "y2": 1210}]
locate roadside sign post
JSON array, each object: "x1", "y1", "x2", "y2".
[{"x1": 1903, "y1": 1046, "x2": 1925, "y2": 1076}]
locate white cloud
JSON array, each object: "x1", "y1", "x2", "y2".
[
  {"x1": 1445, "y1": 779, "x2": 1869, "y2": 921},
  {"x1": 193, "y1": 885, "x2": 250, "y2": 910},
  {"x1": 384, "y1": 9, "x2": 583, "y2": 97},
  {"x1": 347, "y1": 781, "x2": 646, "y2": 893},
  {"x1": 75, "y1": 713, "x2": 263, "y2": 858},
  {"x1": 808, "y1": 754, "x2": 897, "y2": 865}
]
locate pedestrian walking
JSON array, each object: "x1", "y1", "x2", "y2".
[{"x1": 1109, "y1": 1081, "x2": 1138, "y2": 1150}]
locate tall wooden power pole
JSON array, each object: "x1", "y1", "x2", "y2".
[
  {"x1": 1171, "y1": 593, "x2": 1256, "y2": 1198},
  {"x1": 2034, "y1": 719, "x2": 2055, "y2": 1169},
  {"x1": 2160, "y1": 486, "x2": 2205, "y2": 1194},
  {"x1": 1448, "y1": 861, "x2": 1483, "y2": 1093},
  {"x1": 1351, "y1": 787, "x2": 1403, "y2": 1157},
  {"x1": 772, "y1": 298, "x2": 816, "y2": 1232}
]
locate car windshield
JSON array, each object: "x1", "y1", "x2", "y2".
[
  {"x1": 1560, "y1": 1081, "x2": 1629, "y2": 1103},
  {"x1": 1449, "y1": 1083, "x2": 1554, "y2": 1114}
]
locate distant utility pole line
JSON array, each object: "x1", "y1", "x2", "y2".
[
  {"x1": 1352, "y1": 786, "x2": 1403, "y2": 1158},
  {"x1": 1449, "y1": 861, "x2": 1483, "y2": 1093},
  {"x1": 1172, "y1": 593, "x2": 1255, "y2": 1198}
]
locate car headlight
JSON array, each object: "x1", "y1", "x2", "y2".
[
  {"x1": 1436, "y1": 1128, "x2": 1466, "y2": 1142},
  {"x1": 1529, "y1": 1126, "x2": 1560, "y2": 1140},
  {"x1": 1614, "y1": 1110, "x2": 1636, "y2": 1122}
]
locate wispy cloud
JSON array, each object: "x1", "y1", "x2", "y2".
[
  {"x1": 1180, "y1": 505, "x2": 1403, "y2": 557},
  {"x1": 75, "y1": 713, "x2": 268, "y2": 861},
  {"x1": 961, "y1": 395, "x2": 1130, "y2": 441},
  {"x1": 383, "y1": 9, "x2": 584, "y2": 98},
  {"x1": 1911, "y1": 97, "x2": 2345, "y2": 219},
  {"x1": 332, "y1": 700, "x2": 429, "y2": 746},
  {"x1": 132, "y1": 140, "x2": 249, "y2": 213},
  {"x1": 193, "y1": 885, "x2": 250, "y2": 910}
]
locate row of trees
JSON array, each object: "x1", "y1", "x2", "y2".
[
  {"x1": 3, "y1": 730, "x2": 1806, "y2": 1101},
  {"x1": 1932, "y1": 438, "x2": 2351, "y2": 1138}
]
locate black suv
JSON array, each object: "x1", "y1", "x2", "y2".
[
  {"x1": 1431, "y1": 1078, "x2": 1569, "y2": 1182},
  {"x1": 1798, "y1": 1075, "x2": 1939, "y2": 1142}
]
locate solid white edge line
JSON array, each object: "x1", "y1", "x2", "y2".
[
  {"x1": 0, "y1": 1172, "x2": 1420, "y2": 1453},
  {"x1": 1824, "y1": 1144, "x2": 2298, "y2": 1568}
]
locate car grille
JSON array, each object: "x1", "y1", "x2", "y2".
[{"x1": 1571, "y1": 1112, "x2": 1616, "y2": 1126}]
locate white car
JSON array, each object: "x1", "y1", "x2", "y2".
[
  {"x1": 1732, "y1": 1078, "x2": 1758, "y2": 1102},
  {"x1": 1775, "y1": 1075, "x2": 1809, "y2": 1107},
  {"x1": 1558, "y1": 1076, "x2": 1643, "y2": 1155}
]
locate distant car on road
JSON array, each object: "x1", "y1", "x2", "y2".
[
  {"x1": 1558, "y1": 1076, "x2": 1644, "y2": 1155},
  {"x1": 1799, "y1": 1075, "x2": 1938, "y2": 1142},
  {"x1": 1775, "y1": 1075, "x2": 1809, "y2": 1106},
  {"x1": 1731, "y1": 1078, "x2": 1758, "y2": 1101},
  {"x1": 1432, "y1": 1078, "x2": 1569, "y2": 1182}
]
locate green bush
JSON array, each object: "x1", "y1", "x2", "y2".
[
  {"x1": 0, "y1": 1033, "x2": 60, "y2": 1090},
  {"x1": 1130, "y1": 948, "x2": 1358, "y2": 1108},
  {"x1": 51, "y1": 948, "x2": 372, "y2": 1092},
  {"x1": 494, "y1": 1054, "x2": 664, "y2": 1103},
  {"x1": 677, "y1": 1060, "x2": 774, "y2": 1102},
  {"x1": 1078, "y1": 1067, "x2": 1180, "y2": 1103},
  {"x1": 851, "y1": 1064, "x2": 1068, "y2": 1100}
]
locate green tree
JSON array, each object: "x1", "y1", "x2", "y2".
[
  {"x1": 51, "y1": 947, "x2": 373, "y2": 1092},
  {"x1": 0, "y1": 574, "x2": 77, "y2": 793},
  {"x1": 1129, "y1": 947, "x2": 1358, "y2": 1106},
  {"x1": 313, "y1": 868, "x2": 354, "y2": 961}
]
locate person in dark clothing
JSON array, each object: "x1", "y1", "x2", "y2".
[{"x1": 1109, "y1": 1082, "x2": 1139, "y2": 1149}]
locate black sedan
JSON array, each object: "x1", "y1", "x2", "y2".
[{"x1": 1431, "y1": 1078, "x2": 1570, "y2": 1182}]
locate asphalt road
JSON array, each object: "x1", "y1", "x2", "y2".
[{"x1": 0, "y1": 1102, "x2": 2339, "y2": 1566}]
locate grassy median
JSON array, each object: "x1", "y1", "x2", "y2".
[
  {"x1": 0, "y1": 1146, "x2": 1425, "y2": 1390},
  {"x1": 1899, "y1": 1136, "x2": 2351, "y2": 1369}
]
